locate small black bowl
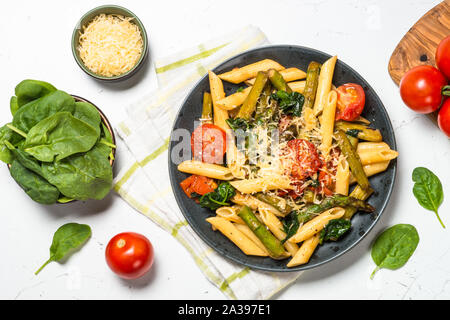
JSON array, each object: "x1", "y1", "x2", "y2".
[{"x1": 168, "y1": 45, "x2": 397, "y2": 272}]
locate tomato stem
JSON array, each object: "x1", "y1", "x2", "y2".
[{"x1": 441, "y1": 85, "x2": 450, "y2": 97}]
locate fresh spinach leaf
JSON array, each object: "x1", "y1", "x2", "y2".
[
  {"x1": 226, "y1": 118, "x2": 251, "y2": 132},
  {"x1": 23, "y1": 112, "x2": 99, "y2": 162},
  {"x1": 281, "y1": 210, "x2": 312, "y2": 243},
  {"x1": 319, "y1": 219, "x2": 351, "y2": 244},
  {"x1": 73, "y1": 102, "x2": 101, "y2": 136},
  {"x1": 0, "y1": 125, "x2": 23, "y2": 164},
  {"x1": 412, "y1": 167, "x2": 445, "y2": 228},
  {"x1": 10, "y1": 96, "x2": 19, "y2": 116},
  {"x1": 271, "y1": 90, "x2": 305, "y2": 116},
  {"x1": 14, "y1": 79, "x2": 56, "y2": 108},
  {"x1": 35, "y1": 223, "x2": 91, "y2": 275},
  {"x1": 370, "y1": 224, "x2": 419, "y2": 279},
  {"x1": 10, "y1": 160, "x2": 60, "y2": 204},
  {"x1": 199, "y1": 182, "x2": 236, "y2": 211}
]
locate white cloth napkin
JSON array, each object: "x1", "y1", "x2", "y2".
[{"x1": 113, "y1": 25, "x2": 302, "y2": 300}]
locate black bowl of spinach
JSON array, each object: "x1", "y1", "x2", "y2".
[{"x1": 1, "y1": 80, "x2": 116, "y2": 204}]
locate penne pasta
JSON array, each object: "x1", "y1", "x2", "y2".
[
  {"x1": 319, "y1": 90, "x2": 338, "y2": 157},
  {"x1": 350, "y1": 161, "x2": 390, "y2": 184},
  {"x1": 234, "y1": 223, "x2": 270, "y2": 256},
  {"x1": 209, "y1": 70, "x2": 229, "y2": 131},
  {"x1": 288, "y1": 207, "x2": 345, "y2": 244},
  {"x1": 287, "y1": 234, "x2": 320, "y2": 267},
  {"x1": 245, "y1": 67, "x2": 306, "y2": 86},
  {"x1": 356, "y1": 142, "x2": 391, "y2": 152},
  {"x1": 288, "y1": 80, "x2": 306, "y2": 93},
  {"x1": 313, "y1": 55, "x2": 337, "y2": 115},
  {"x1": 178, "y1": 160, "x2": 234, "y2": 180},
  {"x1": 216, "y1": 206, "x2": 245, "y2": 224},
  {"x1": 230, "y1": 176, "x2": 293, "y2": 194},
  {"x1": 206, "y1": 217, "x2": 267, "y2": 256},
  {"x1": 335, "y1": 156, "x2": 350, "y2": 195},
  {"x1": 226, "y1": 130, "x2": 246, "y2": 179},
  {"x1": 231, "y1": 192, "x2": 284, "y2": 217},
  {"x1": 357, "y1": 147, "x2": 398, "y2": 165},
  {"x1": 216, "y1": 87, "x2": 251, "y2": 110},
  {"x1": 218, "y1": 59, "x2": 284, "y2": 84}
]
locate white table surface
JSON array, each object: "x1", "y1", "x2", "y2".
[{"x1": 1, "y1": 0, "x2": 449, "y2": 300}]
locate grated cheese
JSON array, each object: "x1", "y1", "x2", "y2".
[{"x1": 78, "y1": 14, "x2": 143, "y2": 77}]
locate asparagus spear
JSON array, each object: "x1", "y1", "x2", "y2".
[
  {"x1": 255, "y1": 193, "x2": 293, "y2": 215},
  {"x1": 343, "y1": 185, "x2": 374, "y2": 219},
  {"x1": 201, "y1": 92, "x2": 213, "y2": 124},
  {"x1": 302, "y1": 61, "x2": 321, "y2": 110},
  {"x1": 255, "y1": 83, "x2": 273, "y2": 125},
  {"x1": 346, "y1": 134, "x2": 359, "y2": 149},
  {"x1": 268, "y1": 69, "x2": 292, "y2": 93},
  {"x1": 335, "y1": 121, "x2": 382, "y2": 142},
  {"x1": 335, "y1": 130, "x2": 370, "y2": 190},
  {"x1": 236, "y1": 71, "x2": 268, "y2": 120},
  {"x1": 238, "y1": 206, "x2": 287, "y2": 259}
]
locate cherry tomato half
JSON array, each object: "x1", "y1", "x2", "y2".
[
  {"x1": 399, "y1": 65, "x2": 447, "y2": 114},
  {"x1": 191, "y1": 124, "x2": 227, "y2": 164},
  {"x1": 335, "y1": 83, "x2": 366, "y2": 121},
  {"x1": 438, "y1": 99, "x2": 450, "y2": 138},
  {"x1": 105, "y1": 232, "x2": 154, "y2": 279},
  {"x1": 436, "y1": 35, "x2": 450, "y2": 79},
  {"x1": 286, "y1": 139, "x2": 322, "y2": 181},
  {"x1": 180, "y1": 175, "x2": 217, "y2": 198}
]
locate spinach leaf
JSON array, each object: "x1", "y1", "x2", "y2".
[
  {"x1": 281, "y1": 210, "x2": 312, "y2": 243},
  {"x1": 12, "y1": 90, "x2": 75, "y2": 132},
  {"x1": 370, "y1": 224, "x2": 419, "y2": 279},
  {"x1": 73, "y1": 102, "x2": 101, "y2": 136},
  {"x1": 346, "y1": 129, "x2": 362, "y2": 138},
  {"x1": 10, "y1": 96, "x2": 19, "y2": 116},
  {"x1": 412, "y1": 167, "x2": 445, "y2": 228},
  {"x1": 14, "y1": 79, "x2": 57, "y2": 108},
  {"x1": 35, "y1": 223, "x2": 91, "y2": 275},
  {"x1": 271, "y1": 90, "x2": 305, "y2": 116},
  {"x1": 319, "y1": 219, "x2": 351, "y2": 244},
  {"x1": 23, "y1": 112, "x2": 99, "y2": 162},
  {"x1": 0, "y1": 125, "x2": 23, "y2": 164},
  {"x1": 42, "y1": 142, "x2": 113, "y2": 200},
  {"x1": 199, "y1": 182, "x2": 236, "y2": 211},
  {"x1": 10, "y1": 160, "x2": 60, "y2": 204},
  {"x1": 226, "y1": 118, "x2": 251, "y2": 132}
]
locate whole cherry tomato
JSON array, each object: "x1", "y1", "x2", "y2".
[
  {"x1": 105, "y1": 232, "x2": 154, "y2": 279},
  {"x1": 335, "y1": 83, "x2": 366, "y2": 121},
  {"x1": 191, "y1": 123, "x2": 227, "y2": 164},
  {"x1": 436, "y1": 35, "x2": 450, "y2": 79},
  {"x1": 438, "y1": 98, "x2": 450, "y2": 138},
  {"x1": 399, "y1": 65, "x2": 447, "y2": 114}
]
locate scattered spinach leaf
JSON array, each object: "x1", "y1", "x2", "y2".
[
  {"x1": 35, "y1": 223, "x2": 91, "y2": 275},
  {"x1": 412, "y1": 167, "x2": 445, "y2": 228},
  {"x1": 271, "y1": 90, "x2": 305, "y2": 116},
  {"x1": 319, "y1": 219, "x2": 351, "y2": 244},
  {"x1": 282, "y1": 211, "x2": 300, "y2": 244},
  {"x1": 370, "y1": 224, "x2": 419, "y2": 279},
  {"x1": 199, "y1": 182, "x2": 236, "y2": 211}
]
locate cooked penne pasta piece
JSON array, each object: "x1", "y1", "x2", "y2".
[
  {"x1": 230, "y1": 176, "x2": 293, "y2": 194},
  {"x1": 178, "y1": 160, "x2": 234, "y2": 180},
  {"x1": 216, "y1": 87, "x2": 252, "y2": 110},
  {"x1": 234, "y1": 223, "x2": 270, "y2": 256},
  {"x1": 319, "y1": 90, "x2": 338, "y2": 157},
  {"x1": 209, "y1": 70, "x2": 229, "y2": 131},
  {"x1": 206, "y1": 217, "x2": 267, "y2": 256},
  {"x1": 231, "y1": 192, "x2": 284, "y2": 217},
  {"x1": 287, "y1": 234, "x2": 320, "y2": 267},
  {"x1": 226, "y1": 131, "x2": 246, "y2": 179},
  {"x1": 335, "y1": 156, "x2": 350, "y2": 195},
  {"x1": 288, "y1": 207, "x2": 345, "y2": 243},
  {"x1": 356, "y1": 142, "x2": 391, "y2": 152},
  {"x1": 350, "y1": 161, "x2": 390, "y2": 184},
  {"x1": 313, "y1": 55, "x2": 337, "y2": 115},
  {"x1": 218, "y1": 59, "x2": 284, "y2": 84},
  {"x1": 259, "y1": 208, "x2": 299, "y2": 257},
  {"x1": 357, "y1": 147, "x2": 398, "y2": 165},
  {"x1": 216, "y1": 206, "x2": 245, "y2": 224},
  {"x1": 245, "y1": 67, "x2": 306, "y2": 85},
  {"x1": 288, "y1": 80, "x2": 306, "y2": 93}
]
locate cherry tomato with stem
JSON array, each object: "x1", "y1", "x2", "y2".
[
  {"x1": 105, "y1": 232, "x2": 154, "y2": 279},
  {"x1": 436, "y1": 35, "x2": 450, "y2": 79}
]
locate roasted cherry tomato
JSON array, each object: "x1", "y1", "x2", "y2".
[
  {"x1": 438, "y1": 99, "x2": 450, "y2": 138},
  {"x1": 105, "y1": 232, "x2": 154, "y2": 280},
  {"x1": 436, "y1": 35, "x2": 450, "y2": 79},
  {"x1": 399, "y1": 65, "x2": 447, "y2": 114},
  {"x1": 286, "y1": 139, "x2": 321, "y2": 181},
  {"x1": 180, "y1": 175, "x2": 217, "y2": 198},
  {"x1": 336, "y1": 83, "x2": 366, "y2": 121},
  {"x1": 191, "y1": 124, "x2": 227, "y2": 164}
]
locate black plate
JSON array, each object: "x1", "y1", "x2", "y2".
[{"x1": 168, "y1": 45, "x2": 397, "y2": 272}]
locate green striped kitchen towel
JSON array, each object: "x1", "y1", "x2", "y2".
[{"x1": 113, "y1": 25, "x2": 302, "y2": 300}]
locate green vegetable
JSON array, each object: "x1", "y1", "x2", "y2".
[
  {"x1": 255, "y1": 193, "x2": 292, "y2": 215},
  {"x1": 238, "y1": 206, "x2": 287, "y2": 259},
  {"x1": 35, "y1": 223, "x2": 91, "y2": 275},
  {"x1": 199, "y1": 182, "x2": 236, "y2": 211},
  {"x1": 0, "y1": 125, "x2": 23, "y2": 164},
  {"x1": 346, "y1": 129, "x2": 362, "y2": 138},
  {"x1": 236, "y1": 71, "x2": 268, "y2": 120},
  {"x1": 73, "y1": 102, "x2": 101, "y2": 136},
  {"x1": 412, "y1": 167, "x2": 445, "y2": 228},
  {"x1": 268, "y1": 69, "x2": 292, "y2": 93},
  {"x1": 201, "y1": 92, "x2": 213, "y2": 124},
  {"x1": 226, "y1": 118, "x2": 251, "y2": 132},
  {"x1": 14, "y1": 79, "x2": 57, "y2": 108},
  {"x1": 303, "y1": 61, "x2": 321, "y2": 110},
  {"x1": 10, "y1": 160, "x2": 60, "y2": 204},
  {"x1": 370, "y1": 224, "x2": 419, "y2": 279},
  {"x1": 319, "y1": 219, "x2": 351, "y2": 244},
  {"x1": 335, "y1": 121, "x2": 382, "y2": 142},
  {"x1": 10, "y1": 96, "x2": 19, "y2": 116},
  {"x1": 23, "y1": 112, "x2": 99, "y2": 162},
  {"x1": 236, "y1": 87, "x2": 245, "y2": 93},
  {"x1": 271, "y1": 90, "x2": 305, "y2": 116}
]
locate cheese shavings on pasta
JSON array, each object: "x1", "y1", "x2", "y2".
[{"x1": 78, "y1": 14, "x2": 143, "y2": 77}]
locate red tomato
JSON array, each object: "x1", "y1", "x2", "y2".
[
  {"x1": 399, "y1": 65, "x2": 447, "y2": 114},
  {"x1": 438, "y1": 98, "x2": 450, "y2": 138},
  {"x1": 180, "y1": 175, "x2": 217, "y2": 198},
  {"x1": 286, "y1": 139, "x2": 322, "y2": 181},
  {"x1": 105, "y1": 232, "x2": 154, "y2": 280},
  {"x1": 191, "y1": 124, "x2": 226, "y2": 164},
  {"x1": 336, "y1": 83, "x2": 366, "y2": 121},
  {"x1": 436, "y1": 35, "x2": 450, "y2": 79}
]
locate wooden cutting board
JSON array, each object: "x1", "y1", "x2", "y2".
[{"x1": 388, "y1": 0, "x2": 450, "y2": 85}]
